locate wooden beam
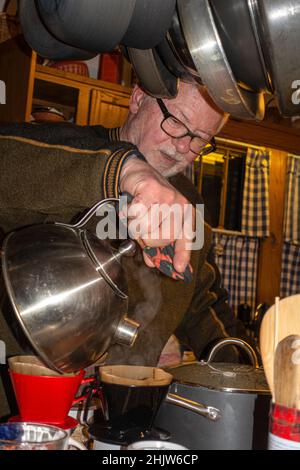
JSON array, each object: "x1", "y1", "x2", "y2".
[
  {"x1": 256, "y1": 150, "x2": 287, "y2": 305},
  {"x1": 0, "y1": 36, "x2": 33, "y2": 123},
  {"x1": 220, "y1": 118, "x2": 300, "y2": 155}
]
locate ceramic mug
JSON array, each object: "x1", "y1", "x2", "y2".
[{"x1": 127, "y1": 440, "x2": 188, "y2": 450}]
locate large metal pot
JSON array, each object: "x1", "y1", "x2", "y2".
[
  {"x1": 154, "y1": 338, "x2": 271, "y2": 450},
  {"x1": 1, "y1": 199, "x2": 139, "y2": 374}
]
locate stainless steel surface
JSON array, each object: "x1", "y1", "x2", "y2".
[
  {"x1": 156, "y1": 37, "x2": 194, "y2": 82},
  {"x1": 127, "y1": 47, "x2": 178, "y2": 98},
  {"x1": 167, "y1": 337, "x2": 268, "y2": 394},
  {"x1": 247, "y1": 0, "x2": 273, "y2": 91},
  {"x1": 165, "y1": 392, "x2": 221, "y2": 421},
  {"x1": 167, "y1": 361, "x2": 269, "y2": 394},
  {"x1": 113, "y1": 316, "x2": 139, "y2": 346},
  {"x1": 255, "y1": 0, "x2": 300, "y2": 116},
  {"x1": 166, "y1": 7, "x2": 199, "y2": 79},
  {"x1": 83, "y1": 234, "x2": 132, "y2": 300},
  {"x1": 177, "y1": 0, "x2": 265, "y2": 120},
  {"x1": 56, "y1": 198, "x2": 119, "y2": 230},
  {"x1": 211, "y1": 0, "x2": 271, "y2": 93},
  {"x1": 2, "y1": 198, "x2": 139, "y2": 373},
  {"x1": 117, "y1": 240, "x2": 136, "y2": 258},
  {"x1": 58, "y1": 199, "x2": 131, "y2": 299},
  {"x1": 206, "y1": 337, "x2": 259, "y2": 368}
]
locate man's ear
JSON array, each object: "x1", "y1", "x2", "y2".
[{"x1": 129, "y1": 85, "x2": 146, "y2": 114}]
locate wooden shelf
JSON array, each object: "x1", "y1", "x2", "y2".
[
  {"x1": 33, "y1": 63, "x2": 131, "y2": 126},
  {"x1": 35, "y1": 64, "x2": 132, "y2": 96},
  {"x1": 33, "y1": 78, "x2": 78, "y2": 109}
]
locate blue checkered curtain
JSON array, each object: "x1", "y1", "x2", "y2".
[
  {"x1": 213, "y1": 232, "x2": 259, "y2": 315},
  {"x1": 283, "y1": 155, "x2": 300, "y2": 243},
  {"x1": 241, "y1": 148, "x2": 270, "y2": 237},
  {"x1": 280, "y1": 242, "x2": 300, "y2": 297}
]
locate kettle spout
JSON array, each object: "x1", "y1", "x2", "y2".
[{"x1": 114, "y1": 316, "x2": 140, "y2": 347}]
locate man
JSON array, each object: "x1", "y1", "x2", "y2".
[{"x1": 0, "y1": 80, "x2": 255, "y2": 419}]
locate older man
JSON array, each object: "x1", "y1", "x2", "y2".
[
  {"x1": 119, "y1": 82, "x2": 226, "y2": 272},
  {"x1": 0, "y1": 80, "x2": 254, "y2": 419}
]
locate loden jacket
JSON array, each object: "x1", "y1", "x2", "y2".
[{"x1": 0, "y1": 123, "x2": 256, "y2": 419}]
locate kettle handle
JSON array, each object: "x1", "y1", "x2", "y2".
[
  {"x1": 56, "y1": 198, "x2": 120, "y2": 229},
  {"x1": 206, "y1": 337, "x2": 259, "y2": 368}
]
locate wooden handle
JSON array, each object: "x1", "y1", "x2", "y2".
[
  {"x1": 274, "y1": 334, "x2": 300, "y2": 408},
  {"x1": 260, "y1": 294, "x2": 300, "y2": 395}
]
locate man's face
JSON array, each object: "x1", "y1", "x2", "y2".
[{"x1": 127, "y1": 82, "x2": 226, "y2": 177}]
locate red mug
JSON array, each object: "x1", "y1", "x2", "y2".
[{"x1": 9, "y1": 369, "x2": 94, "y2": 426}]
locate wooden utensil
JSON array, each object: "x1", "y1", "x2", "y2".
[
  {"x1": 273, "y1": 335, "x2": 300, "y2": 408},
  {"x1": 259, "y1": 294, "x2": 300, "y2": 395}
]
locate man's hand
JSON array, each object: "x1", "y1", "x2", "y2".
[{"x1": 120, "y1": 157, "x2": 195, "y2": 273}]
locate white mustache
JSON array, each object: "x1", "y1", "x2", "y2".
[{"x1": 161, "y1": 150, "x2": 185, "y2": 163}]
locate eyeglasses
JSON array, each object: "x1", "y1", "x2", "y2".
[{"x1": 156, "y1": 98, "x2": 216, "y2": 156}]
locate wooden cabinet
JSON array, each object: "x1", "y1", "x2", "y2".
[
  {"x1": 89, "y1": 88, "x2": 130, "y2": 127},
  {"x1": 0, "y1": 36, "x2": 131, "y2": 126},
  {"x1": 34, "y1": 62, "x2": 131, "y2": 127}
]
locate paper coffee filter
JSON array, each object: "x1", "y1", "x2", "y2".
[
  {"x1": 8, "y1": 355, "x2": 75, "y2": 377},
  {"x1": 99, "y1": 365, "x2": 173, "y2": 386}
]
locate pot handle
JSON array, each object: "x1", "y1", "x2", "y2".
[
  {"x1": 165, "y1": 392, "x2": 221, "y2": 421},
  {"x1": 206, "y1": 337, "x2": 259, "y2": 368},
  {"x1": 56, "y1": 198, "x2": 120, "y2": 229}
]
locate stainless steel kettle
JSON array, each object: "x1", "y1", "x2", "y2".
[{"x1": 1, "y1": 199, "x2": 139, "y2": 373}]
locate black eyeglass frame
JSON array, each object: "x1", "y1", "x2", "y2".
[{"x1": 156, "y1": 98, "x2": 216, "y2": 156}]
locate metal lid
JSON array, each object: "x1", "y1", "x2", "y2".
[{"x1": 167, "y1": 361, "x2": 270, "y2": 394}]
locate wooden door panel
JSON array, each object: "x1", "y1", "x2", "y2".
[{"x1": 89, "y1": 89, "x2": 129, "y2": 128}]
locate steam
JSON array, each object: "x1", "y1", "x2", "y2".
[{"x1": 131, "y1": 263, "x2": 162, "y2": 330}]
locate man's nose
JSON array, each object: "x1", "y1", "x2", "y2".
[{"x1": 172, "y1": 136, "x2": 191, "y2": 154}]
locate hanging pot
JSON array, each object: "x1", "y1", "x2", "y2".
[
  {"x1": 36, "y1": 0, "x2": 136, "y2": 52},
  {"x1": 121, "y1": 0, "x2": 176, "y2": 49},
  {"x1": 166, "y1": 7, "x2": 199, "y2": 80},
  {"x1": 177, "y1": 0, "x2": 265, "y2": 120},
  {"x1": 154, "y1": 338, "x2": 271, "y2": 450},
  {"x1": 156, "y1": 37, "x2": 195, "y2": 83},
  {"x1": 127, "y1": 47, "x2": 178, "y2": 98},
  {"x1": 210, "y1": 0, "x2": 272, "y2": 93},
  {"x1": 1, "y1": 199, "x2": 139, "y2": 374},
  {"x1": 253, "y1": 0, "x2": 300, "y2": 116},
  {"x1": 19, "y1": 0, "x2": 96, "y2": 60}
]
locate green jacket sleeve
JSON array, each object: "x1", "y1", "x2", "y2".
[{"x1": 0, "y1": 134, "x2": 137, "y2": 232}]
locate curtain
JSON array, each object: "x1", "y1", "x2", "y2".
[
  {"x1": 241, "y1": 148, "x2": 270, "y2": 237},
  {"x1": 280, "y1": 242, "x2": 300, "y2": 297},
  {"x1": 213, "y1": 232, "x2": 259, "y2": 315},
  {"x1": 283, "y1": 155, "x2": 300, "y2": 243}
]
